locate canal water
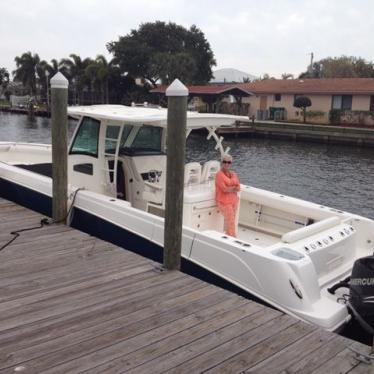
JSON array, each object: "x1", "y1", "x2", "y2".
[{"x1": 1, "y1": 112, "x2": 374, "y2": 344}]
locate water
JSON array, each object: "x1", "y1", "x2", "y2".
[
  {"x1": 1, "y1": 112, "x2": 374, "y2": 344},
  {"x1": 0, "y1": 112, "x2": 77, "y2": 143},
  {"x1": 187, "y1": 132, "x2": 374, "y2": 220}
]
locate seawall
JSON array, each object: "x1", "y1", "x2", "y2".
[{"x1": 216, "y1": 120, "x2": 374, "y2": 147}]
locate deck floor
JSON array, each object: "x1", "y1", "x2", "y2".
[
  {"x1": 237, "y1": 224, "x2": 280, "y2": 247},
  {"x1": 0, "y1": 198, "x2": 372, "y2": 373}
]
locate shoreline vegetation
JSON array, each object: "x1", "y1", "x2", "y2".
[
  {"x1": 0, "y1": 22, "x2": 216, "y2": 109},
  {"x1": 2, "y1": 21, "x2": 374, "y2": 130}
]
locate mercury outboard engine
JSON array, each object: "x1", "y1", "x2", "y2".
[{"x1": 349, "y1": 256, "x2": 374, "y2": 331}]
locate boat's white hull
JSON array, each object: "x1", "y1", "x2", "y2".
[{"x1": 1, "y1": 145, "x2": 373, "y2": 331}]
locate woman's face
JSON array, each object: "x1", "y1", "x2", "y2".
[{"x1": 222, "y1": 159, "x2": 232, "y2": 171}]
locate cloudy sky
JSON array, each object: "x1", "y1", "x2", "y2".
[{"x1": 1, "y1": 0, "x2": 373, "y2": 79}]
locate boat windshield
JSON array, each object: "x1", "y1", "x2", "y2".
[
  {"x1": 120, "y1": 125, "x2": 163, "y2": 156},
  {"x1": 104, "y1": 125, "x2": 133, "y2": 155},
  {"x1": 70, "y1": 117, "x2": 100, "y2": 157}
]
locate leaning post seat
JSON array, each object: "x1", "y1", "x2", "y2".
[
  {"x1": 184, "y1": 162, "x2": 201, "y2": 186},
  {"x1": 201, "y1": 160, "x2": 220, "y2": 183}
]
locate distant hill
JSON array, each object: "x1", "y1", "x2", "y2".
[{"x1": 211, "y1": 68, "x2": 257, "y2": 83}]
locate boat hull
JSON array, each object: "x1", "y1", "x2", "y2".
[
  {"x1": 1, "y1": 153, "x2": 373, "y2": 332},
  {"x1": 0, "y1": 169, "x2": 349, "y2": 331}
]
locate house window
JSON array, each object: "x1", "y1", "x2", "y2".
[
  {"x1": 274, "y1": 93, "x2": 281, "y2": 101},
  {"x1": 332, "y1": 95, "x2": 352, "y2": 110},
  {"x1": 370, "y1": 96, "x2": 374, "y2": 112}
]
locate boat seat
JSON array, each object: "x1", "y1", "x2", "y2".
[
  {"x1": 281, "y1": 216, "x2": 340, "y2": 244},
  {"x1": 143, "y1": 179, "x2": 164, "y2": 206},
  {"x1": 201, "y1": 160, "x2": 220, "y2": 183},
  {"x1": 184, "y1": 162, "x2": 201, "y2": 186}
]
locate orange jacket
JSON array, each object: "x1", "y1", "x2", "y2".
[{"x1": 215, "y1": 170, "x2": 240, "y2": 205}]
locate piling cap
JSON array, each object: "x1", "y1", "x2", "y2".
[
  {"x1": 166, "y1": 79, "x2": 188, "y2": 97},
  {"x1": 50, "y1": 72, "x2": 69, "y2": 89}
]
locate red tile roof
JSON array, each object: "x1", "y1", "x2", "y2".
[
  {"x1": 239, "y1": 78, "x2": 374, "y2": 95},
  {"x1": 151, "y1": 79, "x2": 374, "y2": 96},
  {"x1": 150, "y1": 84, "x2": 252, "y2": 95}
]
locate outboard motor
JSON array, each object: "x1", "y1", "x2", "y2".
[{"x1": 349, "y1": 256, "x2": 374, "y2": 330}]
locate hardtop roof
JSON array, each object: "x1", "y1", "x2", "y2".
[{"x1": 68, "y1": 105, "x2": 249, "y2": 128}]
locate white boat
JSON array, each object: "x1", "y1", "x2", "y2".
[{"x1": 1, "y1": 104, "x2": 373, "y2": 332}]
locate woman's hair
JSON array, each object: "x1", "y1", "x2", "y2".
[{"x1": 221, "y1": 154, "x2": 233, "y2": 162}]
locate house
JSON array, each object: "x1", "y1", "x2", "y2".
[
  {"x1": 151, "y1": 84, "x2": 252, "y2": 115},
  {"x1": 150, "y1": 78, "x2": 374, "y2": 125},
  {"x1": 241, "y1": 78, "x2": 374, "y2": 125}
]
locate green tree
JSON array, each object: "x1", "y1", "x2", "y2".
[
  {"x1": 13, "y1": 52, "x2": 41, "y2": 95},
  {"x1": 107, "y1": 68, "x2": 137, "y2": 104},
  {"x1": 299, "y1": 56, "x2": 374, "y2": 78},
  {"x1": 60, "y1": 54, "x2": 93, "y2": 104},
  {"x1": 40, "y1": 58, "x2": 66, "y2": 77},
  {"x1": 281, "y1": 73, "x2": 294, "y2": 80},
  {"x1": 257, "y1": 73, "x2": 275, "y2": 80},
  {"x1": 107, "y1": 21, "x2": 216, "y2": 86},
  {"x1": 85, "y1": 55, "x2": 113, "y2": 103},
  {"x1": 294, "y1": 96, "x2": 312, "y2": 123},
  {"x1": 0, "y1": 68, "x2": 10, "y2": 95},
  {"x1": 36, "y1": 59, "x2": 71, "y2": 104}
]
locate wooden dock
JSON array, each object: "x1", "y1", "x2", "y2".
[{"x1": 0, "y1": 197, "x2": 372, "y2": 373}]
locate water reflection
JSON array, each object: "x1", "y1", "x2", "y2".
[{"x1": 0, "y1": 112, "x2": 77, "y2": 143}]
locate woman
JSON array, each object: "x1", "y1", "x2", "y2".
[{"x1": 215, "y1": 154, "x2": 240, "y2": 237}]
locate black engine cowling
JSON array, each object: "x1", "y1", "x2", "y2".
[{"x1": 349, "y1": 256, "x2": 374, "y2": 326}]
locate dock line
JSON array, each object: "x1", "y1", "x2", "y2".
[{"x1": 0, "y1": 187, "x2": 84, "y2": 252}]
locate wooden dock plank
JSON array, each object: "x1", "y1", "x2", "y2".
[
  {"x1": 0, "y1": 253, "x2": 150, "y2": 298},
  {"x1": 120, "y1": 310, "x2": 292, "y2": 374},
  {"x1": 0, "y1": 286, "x2": 229, "y2": 370},
  {"x1": 0, "y1": 278, "x2": 208, "y2": 357},
  {"x1": 26, "y1": 299, "x2": 260, "y2": 374},
  {"x1": 347, "y1": 362, "x2": 373, "y2": 374},
  {"x1": 243, "y1": 328, "x2": 337, "y2": 373},
  {"x1": 0, "y1": 198, "x2": 370, "y2": 374},
  {"x1": 0, "y1": 287, "x2": 233, "y2": 370},
  {"x1": 168, "y1": 320, "x2": 314, "y2": 374},
  {"x1": 0, "y1": 269, "x2": 188, "y2": 332},
  {"x1": 277, "y1": 334, "x2": 349, "y2": 373},
  {"x1": 78, "y1": 302, "x2": 274, "y2": 374},
  {"x1": 0, "y1": 255, "x2": 148, "y2": 304},
  {"x1": 0, "y1": 262, "x2": 154, "y2": 313},
  {"x1": 308, "y1": 342, "x2": 371, "y2": 374}
]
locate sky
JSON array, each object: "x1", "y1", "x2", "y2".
[{"x1": 1, "y1": 0, "x2": 374, "y2": 79}]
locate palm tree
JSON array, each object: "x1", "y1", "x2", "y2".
[
  {"x1": 85, "y1": 55, "x2": 113, "y2": 103},
  {"x1": 13, "y1": 52, "x2": 41, "y2": 96},
  {"x1": 281, "y1": 73, "x2": 294, "y2": 80},
  {"x1": 60, "y1": 54, "x2": 93, "y2": 104},
  {"x1": 85, "y1": 62, "x2": 99, "y2": 104},
  {"x1": 35, "y1": 59, "x2": 57, "y2": 105}
]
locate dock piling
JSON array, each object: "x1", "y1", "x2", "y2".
[
  {"x1": 50, "y1": 72, "x2": 69, "y2": 223},
  {"x1": 163, "y1": 79, "x2": 188, "y2": 270}
]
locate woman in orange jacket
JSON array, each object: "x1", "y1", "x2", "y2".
[{"x1": 215, "y1": 154, "x2": 240, "y2": 237}]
